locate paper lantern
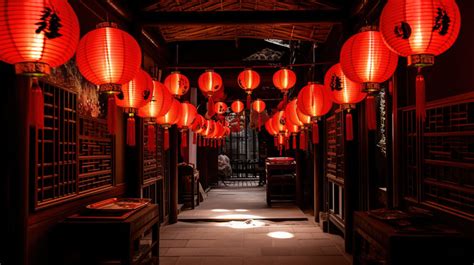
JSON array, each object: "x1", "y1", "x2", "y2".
[
  {"x1": 252, "y1": 99, "x2": 266, "y2": 130},
  {"x1": 286, "y1": 117, "x2": 301, "y2": 150},
  {"x1": 156, "y1": 99, "x2": 181, "y2": 150},
  {"x1": 285, "y1": 99, "x2": 308, "y2": 150},
  {"x1": 115, "y1": 69, "x2": 153, "y2": 146},
  {"x1": 273, "y1": 68, "x2": 297, "y2": 105},
  {"x1": 177, "y1": 102, "x2": 197, "y2": 148},
  {"x1": 191, "y1": 114, "x2": 205, "y2": 145},
  {"x1": 231, "y1": 100, "x2": 244, "y2": 114},
  {"x1": 325, "y1": 63, "x2": 366, "y2": 141},
  {"x1": 380, "y1": 0, "x2": 461, "y2": 121},
  {"x1": 238, "y1": 69, "x2": 260, "y2": 109},
  {"x1": 0, "y1": 0, "x2": 80, "y2": 129},
  {"x1": 265, "y1": 118, "x2": 279, "y2": 148},
  {"x1": 198, "y1": 69, "x2": 222, "y2": 116},
  {"x1": 214, "y1": 102, "x2": 228, "y2": 115},
  {"x1": 164, "y1": 71, "x2": 190, "y2": 98},
  {"x1": 272, "y1": 111, "x2": 287, "y2": 134}
]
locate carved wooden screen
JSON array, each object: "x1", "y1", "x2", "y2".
[
  {"x1": 141, "y1": 120, "x2": 164, "y2": 206},
  {"x1": 399, "y1": 93, "x2": 474, "y2": 220},
  {"x1": 32, "y1": 81, "x2": 113, "y2": 209}
]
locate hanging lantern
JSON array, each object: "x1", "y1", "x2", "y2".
[
  {"x1": 380, "y1": 0, "x2": 461, "y2": 121},
  {"x1": 156, "y1": 99, "x2": 181, "y2": 151},
  {"x1": 340, "y1": 27, "x2": 398, "y2": 130},
  {"x1": 214, "y1": 102, "x2": 228, "y2": 115},
  {"x1": 231, "y1": 99, "x2": 244, "y2": 130},
  {"x1": 252, "y1": 99, "x2": 266, "y2": 130},
  {"x1": 265, "y1": 118, "x2": 279, "y2": 148},
  {"x1": 115, "y1": 69, "x2": 153, "y2": 146},
  {"x1": 138, "y1": 81, "x2": 173, "y2": 152},
  {"x1": 285, "y1": 99, "x2": 308, "y2": 150},
  {"x1": 191, "y1": 114, "x2": 205, "y2": 145},
  {"x1": 177, "y1": 102, "x2": 197, "y2": 148},
  {"x1": 286, "y1": 117, "x2": 301, "y2": 150},
  {"x1": 297, "y1": 82, "x2": 332, "y2": 144},
  {"x1": 325, "y1": 63, "x2": 366, "y2": 141},
  {"x1": 164, "y1": 71, "x2": 190, "y2": 98},
  {"x1": 273, "y1": 68, "x2": 297, "y2": 106},
  {"x1": 238, "y1": 69, "x2": 260, "y2": 109},
  {"x1": 201, "y1": 120, "x2": 216, "y2": 147},
  {"x1": 76, "y1": 22, "x2": 142, "y2": 134},
  {"x1": 198, "y1": 69, "x2": 222, "y2": 116},
  {"x1": 0, "y1": 0, "x2": 80, "y2": 129},
  {"x1": 271, "y1": 111, "x2": 287, "y2": 134}
]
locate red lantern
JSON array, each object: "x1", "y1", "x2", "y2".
[
  {"x1": 252, "y1": 99, "x2": 266, "y2": 130},
  {"x1": 0, "y1": 0, "x2": 80, "y2": 129},
  {"x1": 115, "y1": 69, "x2": 153, "y2": 146},
  {"x1": 138, "y1": 81, "x2": 173, "y2": 152},
  {"x1": 157, "y1": 99, "x2": 181, "y2": 150},
  {"x1": 285, "y1": 99, "x2": 308, "y2": 150},
  {"x1": 191, "y1": 114, "x2": 205, "y2": 145},
  {"x1": 265, "y1": 118, "x2": 279, "y2": 147},
  {"x1": 272, "y1": 111, "x2": 287, "y2": 134},
  {"x1": 231, "y1": 100, "x2": 244, "y2": 114},
  {"x1": 340, "y1": 27, "x2": 398, "y2": 131},
  {"x1": 164, "y1": 71, "x2": 190, "y2": 98},
  {"x1": 325, "y1": 63, "x2": 366, "y2": 141},
  {"x1": 214, "y1": 102, "x2": 228, "y2": 115},
  {"x1": 380, "y1": 0, "x2": 461, "y2": 121},
  {"x1": 286, "y1": 117, "x2": 301, "y2": 150},
  {"x1": 297, "y1": 82, "x2": 332, "y2": 144},
  {"x1": 177, "y1": 102, "x2": 197, "y2": 148},
  {"x1": 199, "y1": 70, "x2": 222, "y2": 116},
  {"x1": 273, "y1": 68, "x2": 297, "y2": 105},
  {"x1": 238, "y1": 69, "x2": 260, "y2": 109}
]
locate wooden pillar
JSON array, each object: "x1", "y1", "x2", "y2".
[
  {"x1": 295, "y1": 149, "x2": 303, "y2": 209},
  {"x1": 169, "y1": 126, "x2": 179, "y2": 224},
  {"x1": 344, "y1": 109, "x2": 357, "y2": 253},
  {"x1": 313, "y1": 142, "x2": 320, "y2": 222}
]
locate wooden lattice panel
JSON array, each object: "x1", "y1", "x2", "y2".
[
  {"x1": 34, "y1": 81, "x2": 78, "y2": 207},
  {"x1": 400, "y1": 109, "x2": 417, "y2": 199},
  {"x1": 78, "y1": 116, "x2": 113, "y2": 192},
  {"x1": 325, "y1": 109, "x2": 344, "y2": 181},
  {"x1": 143, "y1": 121, "x2": 163, "y2": 183}
]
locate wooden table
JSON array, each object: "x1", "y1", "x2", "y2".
[
  {"x1": 59, "y1": 204, "x2": 160, "y2": 265},
  {"x1": 353, "y1": 210, "x2": 471, "y2": 265}
]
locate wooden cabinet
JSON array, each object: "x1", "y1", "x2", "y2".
[
  {"x1": 265, "y1": 157, "x2": 296, "y2": 206},
  {"x1": 59, "y1": 204, "x2": 160, "y2": 265}
]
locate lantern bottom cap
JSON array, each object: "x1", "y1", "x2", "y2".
[
  {"x1": 362, "y1": 83, "x2": 381, "y2": 93},
  {"x1": 124, "y1": 108, "x2": 138, "y2": 114},
  {"x1": 99, "y1": 84, "x2": 122, "y2": 94},
  {"x1": 15, "y1": 62, "x2": 51, "y2": 76},
  {"x1": 408, "y1": 54, "x2": 435, "y2": 68}
]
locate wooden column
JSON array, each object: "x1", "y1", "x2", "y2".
[
  {"x1": 344, "y1": 110, "x2": 357, "y2": 253},
  {"x1": 313, "y1": 142, "x2": 320, "y2": 222},
  {"x1": 169, "y1": 126, "x2": 179, "y2": 224},
  {"x1": 295, "y1": 148, "x2": 303, "y2": 209}
]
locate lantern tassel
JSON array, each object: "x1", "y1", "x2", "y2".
[
  {"x1": 283, "y1": 93, "x2": 288, "y2": 108},
  {"x1": 181, "y1": 130, "x2": 187, "y2": 148},
  {"x1": 285, "y1": 137, "x2": 290, "y2": 150},
  {"x1": 366, "y1": 95, "x2": 376, "y2": 130},
  {"x1": 312, "y1": 123, "x2": 319, "y2": 144},
  {"x1": 416, "y1": 68, "x2": 426, "y2": 122},
  {"x1": 246, "y1": 94, "x2": 251, "y2": 110},
  {"x1": 193, "y1": 132, "x2": 197, "y2": 145},
  {"x1": 164, "y1": 128, "x2": 170, "y2": 151},
  {"x1": 292, "y1": 135, "x2": 297, "y2": 149},
  {"x1": 107, "y1": 96, "x2": 116, "y2": 135},
  {"x1": 300, "y1": 130, "x2": 306, "y2": 150},
  {"x1": 126, "y1": 116, "x2": 136, "y2": 146},
  {"x1": 346, "y1": 112, "x2": 354, "y2": 141},
  {"x1": 208, "y1": 96, "x2": 215, "y2": 117},
  {"x1": 274, "y1": 136, "x2": 278, "y2": 147},
  {"x1": 147, "y1": 124, "x2": 156, "y2": 152},
  {"x1": 29, "y1": 78, "x2": 44, "y2": 129}
]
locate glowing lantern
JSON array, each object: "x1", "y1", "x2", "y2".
[
  {"x1": 380, "y1": 0, "x2": 461, "y2": 121},
  {"x1": 76, "y1": 22, "x2": 142, "y2": 134},
  {"x1": 198, "y1": 69, "x2": 222, "y2": 116},
  {"x1": 201, "y1": 120, "x2": 216, "y2": 147},
  {"x1": 164, "y1": 71, "x2": 190, "y2": 98},
  {"x1": 156, "y1": 99, "x2": 181, "y2": 150},
  {"x1": 238, "y1": 69, "x2": 260, "y2": 109},
  {"x1": 252, "y1": 99, "x2": 266, "y2": 130},
  {"x1": 115, "y1": 69, "x2": 153, "y2": 146},
  {"x1": 191, "y1": 114, "x2": 205, "y2": 145},
  {"x1": 138, "y1": 81, "x2": 173, "y2": 152},
  {"x1": 297, "y1": 82, "x2": 332, "y2": 144},
  {"x1": 214, "y1": 102, "x2": 228, "y2": 115},
  {"x1": 273, "y1": 68, "x2": 297, "y2": 106},
  {"x1": 265, "y1": 118, "x2": 279, "y2": 147},
  {"x1": 231, "y1": 99, "x2": 245, "y2": 130},
  {"x1": 286, "y1": 117, "x2": 301, "y2": 149},
  {"x1": 340, "y1": 27, "x2": 398, "y2": 130},
  {"x1": 272, "y1": 111, "x2": 287, "y2": 134},
  {"x1": 285, "y1": 99, "x2": 308, "y2": 150},
  {"x1": 0, "y1": 0, "x2": 80, "y2": 129},
  {"x1": 324, "y1": 63, "x2": 366, "y2": 140},
  {"x1": 177, "y1": 102, "x2": 197, "y2": 148}
]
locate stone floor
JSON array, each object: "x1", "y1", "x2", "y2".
[{"x1": 161, "y1": 186, "x2": 351, "y2": 265}]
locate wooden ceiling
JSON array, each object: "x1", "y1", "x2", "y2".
[{"x1": 138, "y1": 0, "x2": 344, "y2": 43}]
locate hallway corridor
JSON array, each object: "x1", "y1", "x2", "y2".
[{"x1": 160, "y1": 187, "x2": 351, "y2": 265}]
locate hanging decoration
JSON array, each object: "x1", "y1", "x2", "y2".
[
  {"x1": 340, "y1": 27, "x2": 398, "y2": 130},
  {"x1": 191, "y1": 114, "x2": 205, "y2": 145},
  {"x1": 115, "y1": 69, "x2": 153, "y2": 146},
  {"x1": 324, "y1": 63, "x2": 366, "y2": 141},
  {"x1": 156, "y1": 99, "x2": 181, "y2": 150},
  {"x1": 138, "y1": 81, "x2": 173, "y2": 152},
  {"x1": 164, "y1": 71, "x2": 190, "y2": 98},
  {"x1": 265, "y1": 118, "x2": 279, "y2": 148},
  {"x1": 198, "y1": 69, "x2": 223, "y2": 117},
  {"x1": 285, "y1": 99, "x2": 307, "y2": 150},
  {"x1": 252, "y1": 99, "x2": 266, "y2": 130},
  {"x1": 201, "y1": 120, "x2": 216, "y2": 147},
  {"x1": 0, "y1": 0, "x2": 80, "y2": 129},
  {"x1": 231, "y1": 100, "x2": 245, "y2": 130},
  {"x1": 76, "y1": 22, "x2": 142, "y2": 134},
  {"x1": 273, "y1": 68, "x2": 297, "y2": 107},
  {"x1": 177, "y1": 102, "x2": 197, "y2": 148},
  {"x1": 237, "y1": 69, "x2": 260, "y2": 109},
  {"x1": 285, "y1": 117, "x2": 301, "y2": 150},
  {"x1": 214, "y1": 101, "x2": 228, "y2": 122},
  {"x1": 297, "y1": 82, "x2": 332, "y2": 144},
  {"x1": 380, "y1": 0, "x2": 461, "y2": 121}
]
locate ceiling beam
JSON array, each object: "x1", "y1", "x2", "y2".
[{"x1": 139, "y1": 10, "x2": 343, "y2": 26}]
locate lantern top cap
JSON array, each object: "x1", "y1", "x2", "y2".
[
  {"x1": 205, "y1": 69, "x2": 215, "y2": 72},
  {"x1": 359, "y1": 25, "x2": 378, "y2": 32},
  {"x1": 96, "y1": 22, "x2": 119, "y2": 29},
  {"x1": 171, "y1": 71, "x2": 181, "y2": 74}
]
